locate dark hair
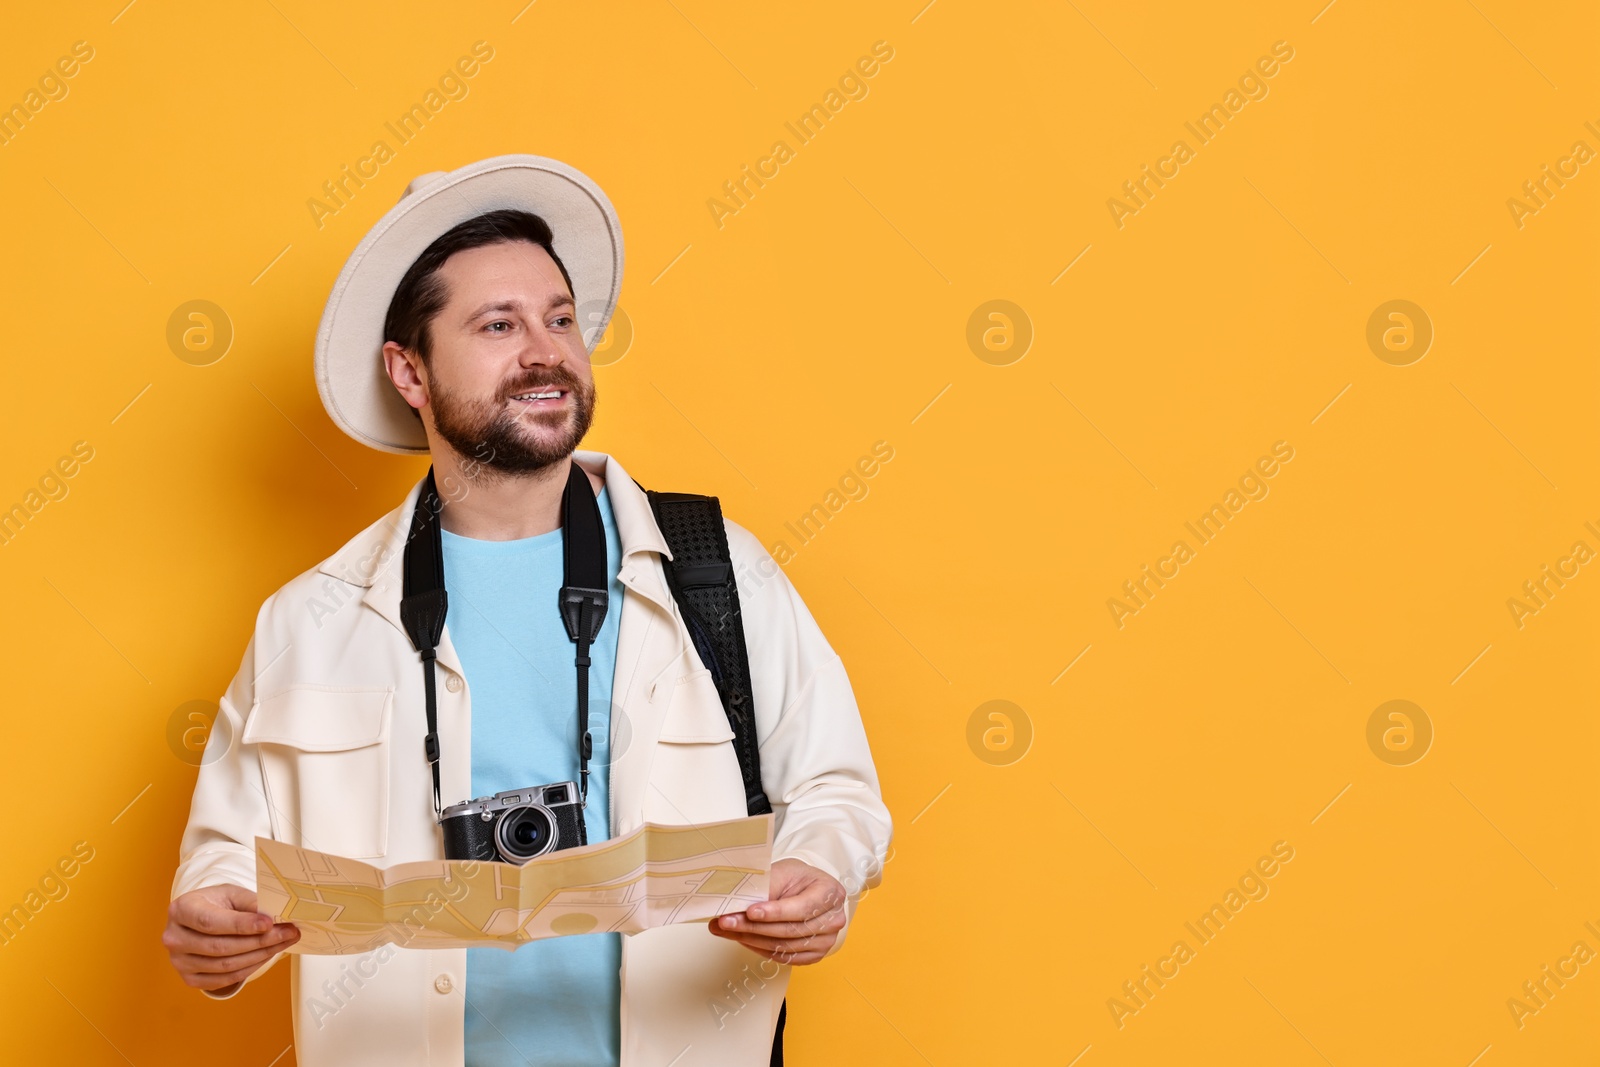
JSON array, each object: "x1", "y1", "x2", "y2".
[{"x1": 382, "y1": 208, "x2": 575, "y2": 369}]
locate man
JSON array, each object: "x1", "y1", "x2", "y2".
[{"x1": 163, "y1": 155, "x2": 893, "y2": 1066}]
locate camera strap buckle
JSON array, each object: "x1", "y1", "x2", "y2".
[{"x1": 559, "y1": 588, "x2": 609, "y2": 645}]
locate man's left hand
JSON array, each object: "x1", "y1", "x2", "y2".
[{"x1": 708, "y1": 859, "x2": 846, "y2": 966}]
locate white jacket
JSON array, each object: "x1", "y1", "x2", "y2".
[{"x1": 171, "y1": 450, "x2": 893, "y2": 1066}]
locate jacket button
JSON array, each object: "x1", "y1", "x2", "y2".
[
  {"x1": 434, "y1": 973, "x2": 454, "y2": 994},
  {"x1": 445, "y1": 675, "x2": 463, "y2": 694}
]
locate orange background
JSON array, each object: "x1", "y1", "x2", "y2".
[{"x1": 0, "y1": 1, "x2": 1595, "y2": 1063}]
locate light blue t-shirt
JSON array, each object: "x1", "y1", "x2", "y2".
[{"x1": 440, "y1": 486, "x2": 624, "y2": 1067}]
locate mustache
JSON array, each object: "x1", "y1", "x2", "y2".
[{"x1": 500, "y1": 367, "x2": 584, "y2": 398}]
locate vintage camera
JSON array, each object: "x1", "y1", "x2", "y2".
[{"x1": 439, "y1": 782, "x2": 587, "y2": 864}]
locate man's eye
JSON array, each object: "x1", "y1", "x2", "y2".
[
  {"x1": 551, "y1": 315, "x2": 573, "y2": 328},
  {"x1": 485, "y1": 321, "x2": 511, "y2": 332}
]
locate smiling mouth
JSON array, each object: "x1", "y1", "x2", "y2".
[{"x1": 508, "y1": 389, "x2": 566, "y2": 402}]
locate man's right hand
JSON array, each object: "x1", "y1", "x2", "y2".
[{"x1": 163, "y1": 884, "x2": 300, "y2": 993}]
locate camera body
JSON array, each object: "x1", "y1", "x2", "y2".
[{"x1": 439, "y1": 782, "x2": 587, "y2": 864}]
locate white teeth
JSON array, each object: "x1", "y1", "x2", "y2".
[{"x1": 512, "y1": 391, "x2": 561, "y2": 400}]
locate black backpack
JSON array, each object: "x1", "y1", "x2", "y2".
[{"x1": 642, "y1": 488, "x2": 787, "y2": 1066}]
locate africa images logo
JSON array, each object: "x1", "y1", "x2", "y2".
[
  {"x1": 1105, "y1": 40, "x2": 1296, "y2": 229},
  {"x1": 1106, "y1": 441, "x2": 1295, "y2": 628}
]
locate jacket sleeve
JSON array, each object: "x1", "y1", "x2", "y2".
[
  {"x1": 169, "y1": 603, "x2": 287, "y2": 1000},
  {"x1": 724, "y1": 521, "x2": 894, "y2": 953}
]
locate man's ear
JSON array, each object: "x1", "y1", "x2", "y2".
[{"x1": 381, "y1": 341, "x2": 428, "y2": 413}]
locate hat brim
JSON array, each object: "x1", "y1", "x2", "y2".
[{"x1": 314, "y1": 154, "x2": 624, "y2": 455}]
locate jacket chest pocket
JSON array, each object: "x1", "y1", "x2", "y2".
[
  {"x1": 242, "y1": 685, "x2": 393, "y2": 859},
  {"x1": 647, "y1": 668, "x2": 746, "y2": 823}
]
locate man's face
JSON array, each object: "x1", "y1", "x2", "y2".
[{"x1": 418, "y1": 240, "x2": 596, "y2": 475}]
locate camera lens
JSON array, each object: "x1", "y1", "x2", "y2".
[{"x1": 494, "y1": 805, "x2": 556, "y2": 863}]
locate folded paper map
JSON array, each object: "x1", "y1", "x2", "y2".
[{"x1": 255, "y1": 814, "x2": 773, "y2": 954}]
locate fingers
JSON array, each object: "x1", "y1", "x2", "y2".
[
  {"x1": 173, "y1": 933, "x2": 297, "y2": 976},
  {"x1": 165, "y1": 885, "x2": 300, "y2": 993},
  {"x1": 746, "y1": 881, "x2": 844, "y2": 925},
  {"x1": 748, "y1": 947, "x2": 828, "y2": 966},
  {"x1": 715, "y1": 909, "x2": 843, "y2": 940},
  {"x1": 709, "y1": 914, "x2": 840, "y2": 966},
  {"x1": 213, "y1": 883, "x2": 260, "y2": 913},
  {"x1": 716, "y1": 928, "x2": 833, "y2": 966},
  {"x1": 164, "y1": 921, "x2": 298, "y2": 958},
  {"x1": 181, "y1": 962, "x2": 264, "y2": 991},
  {"x1": 170, "y1": 891, "x2": 272, "y2": 937},
  {"x1": 715, "y1": 929, "x2": 830, "y2": 954},
  {"x1": 707, "y1": 863, "x2": 848, "y2": 966}
]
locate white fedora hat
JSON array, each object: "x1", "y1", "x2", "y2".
[{"x1": 314, "y1": 153, "x2": 624, "y2": 455}]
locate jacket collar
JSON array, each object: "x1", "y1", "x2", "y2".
[{"x1": 315, "y1": 450, "x2": 677, "y2": 666}]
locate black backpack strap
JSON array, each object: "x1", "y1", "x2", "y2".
[
  {"x1": 643, "y1": 486, "x2": 783, "y2": 1062},
  {"x1": 642, "y1": 484, "x2": 786, "y2": 1062},
  {"x1": 641, "y1": 487, "x2": 772, "y2": 818}
]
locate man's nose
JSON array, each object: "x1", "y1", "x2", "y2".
[{"x1": 517, "y1": 320, "x2": 563, "y2": 365}]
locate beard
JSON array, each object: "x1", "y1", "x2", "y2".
[{"x1": 428, "y1": 363, "x2": 596, "y2": 478}]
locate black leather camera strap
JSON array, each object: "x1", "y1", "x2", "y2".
[{"x1": 399, "y1": 460, "x2": 608, "y2": 818}]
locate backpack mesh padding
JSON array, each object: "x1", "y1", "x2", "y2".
[{"x1": 644, "y1": 490, "x2": 772, "y2": 817}]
